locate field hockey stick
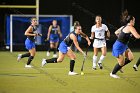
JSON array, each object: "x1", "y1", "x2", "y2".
[{"x1": 80, "y1": 45, "x2": 89, "y2": 75}]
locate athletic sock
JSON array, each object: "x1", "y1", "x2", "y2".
[
  {"x1": 136, "y1": 57, "x2": 140, "y2": 67},
  {"x1": 54, "y1": 48, "x2": 57, "y2": 54},
  {"x1": 27, "y1": 56, "x2": 34, "y2": 65},
  {"x1": 46, "y1": 58, "x2": 57, "y2": 63},
  {"x1": 21, "y1": 53, "x2": 30, "y2": 58},
  {"x1": 93, "y1": 55, "x2": 97, "y2": 68},
  {"x1": 98, "y1": 55, "x2": 105, "y2": 63},
  {"x1": 70, "y1": 60, "x2": 75, "y2": 72},
  {"x1": 112, "y1": 63, "x2": 122, "y2": 74},
  {"x1": 123, "y1": 58, "x2": 131, "y2": 66}
]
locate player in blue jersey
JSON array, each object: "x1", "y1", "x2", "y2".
[
  {"x1": 17, "y1": 17, "x2": 41, "y2": 68},
  {"x1": 42, "y1": 25, "x2": 91, "y2": 75},
  {"x1": 110, "y1": 12, "x2": 140, "y2": 78},
  {"x1": 46, "y1": 20, "x2": 62, "y2": 58}
]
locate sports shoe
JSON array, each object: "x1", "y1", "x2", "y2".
[
  {"x1": 25, "y1": 64, "x2": 33, "y2": 68},
  {"x1": 98, "y1": 63, "x2": 103, "y2": 69},
  {"x1": 53, "y1": 54, "x2": 57, "y2": 58},
  {"x1": 133, "y1": 65, "x2": 138, "y2": 71},
  {"x1": 46, "y1": 51, "x2": 50, "y2": 57},
  {"x1": 68, "y1": 71, "x2": 78, "y2": 75},
  {"x1": 92, "y1": 67, "x2": 97, "y2": 70},
  {"x1": 17, "y1": 54, "x2": 22, "y2": 62},
  {"x1": 42, "y1": 58, "x2": 47, "y2": 67},
  {"x1": 110, "y1": 73, "x2": 120, "y2": 78}
]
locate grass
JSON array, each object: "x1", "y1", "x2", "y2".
[{"x1": 0, "y1": 51, "x2": 140, "y2": 93}]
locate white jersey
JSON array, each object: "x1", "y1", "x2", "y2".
[
  {"x1": 91, "y1": 24, "x2": 108, "y2": 39},
  {"x1": 91, "y1": 24, "x2": 108, "y2": 48}
]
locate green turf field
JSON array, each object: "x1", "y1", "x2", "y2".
[{"x1": 0, "y1": 51, "x2": 140, "y2": 93}]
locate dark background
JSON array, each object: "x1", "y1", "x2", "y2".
[{"x1": 0, "y1": 0, "x2": 140, "y2": 50}]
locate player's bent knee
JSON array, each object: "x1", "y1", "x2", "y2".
[
  {"x1": 119, "y1": 62, "x2": 124, "y2": 66},
  {"x1": 57, "y1": 59, "x2": 63, "y2": 63},
  {"x1": 130, "y1": 56, "x2": 134, "y2": 61}
]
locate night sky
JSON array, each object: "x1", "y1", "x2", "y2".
[{"x1": 0, "y1": 0, "x2": 140, "y2": 47}]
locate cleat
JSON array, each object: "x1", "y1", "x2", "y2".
[
  {"x1": 110, "y1": 73, "x2": 120, "y2": 78},
  {"x1": 25, "y1": 64, "x2": 33, "y2": 68},
  {"x1": 92, "y1": 67, "x2": 97, "y2": 70},
  {"x1": 133, "y1": 65, "x2": 138, "y2": 71},
  {"x1": 68, "y1": 71, "x2": 78, "y2": 75},
  {"x1": 53, "y1": 54, "x2": 57, "y2": 58},
  {"x1": 42, "y1": 58, "x2": 47, "y2": 67},
  {"x1": 17, "y1": 54, "x2": 22, "y2": 62},
  {"x1": 98, "y1": 63, "x2": 103, "y2": 69},
  {"x1": 46, "y1": 52, "x2": 50, "y2": 57}
]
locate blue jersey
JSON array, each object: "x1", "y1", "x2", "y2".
[
  {"x1": 112, "y1": 26, "x2": 131, "y2": 57},
  {"x1": 27, "y1": 25, "x2": 37, "y2": 42},
  {"x1": 58, "y1": 31, "x2": 78, "y2": 54},
  {"x1": 25, "y1": 25, "x2": 37, "y2": 50},
  {"x1": 64, "y1": 31, "x2": 78, "y2": 46},
  {"x1": 49, "y1": 25, "x2": 59, "y2": 43},
  {"x1": 117, "y1": 26, "x2": 131, "y2": 44}
]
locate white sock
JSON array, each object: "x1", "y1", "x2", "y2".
[
  {"x1": 93, "y1": 55, "x2": 97, "y2": 68},
  {"x1": 98, "y1": 55, "x2": 105, "y2": 64}
]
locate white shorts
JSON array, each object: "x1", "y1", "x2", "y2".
[{"x1": 93, "y1": 39, "x2": 106, "y2": 48}]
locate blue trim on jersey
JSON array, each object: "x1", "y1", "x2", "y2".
[
  {"x1": 25, "y1": 38, "x2": 35, "y2": 50},
  {"x1": 112, "y1": 40, "x2": 128, "y2": 57},
  {"x1": 58, "y1": 41, "x2": 69, "y2": 54},
  {"x1": 50, "y1": 34, "x2": 59, "y2": 43}
]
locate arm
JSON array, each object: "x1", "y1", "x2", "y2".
[
  {"x1": 80, "y1": 31, "x2": 91, "y2": 46},
  {"x1": 115, "y1": 26, "x2": 124, "y2": 36},
  {"x1": 130, "y1": 27, "x2": 140, "y2": 39},
  {"x1": 47, "y1": 25, "x2": 52, "y2": 40},
  {"x1": 90, "y1": 32, "x2": 95, "y2": 39},
  {"x1": 70, "y1": 34, "x2": 84, "y2": 54},
  {"x1": 90, "y1": 26, "x2": 95, "y2": 39},
  {"x1": 24, "y1": 26, "x2": 37, "y2": 36},
  {"x1": 106, "y1": 30, "x2": 110, "y2": 39},
  {"x1": 58, "y1": 25, "x2": 62, "y2": 38}
]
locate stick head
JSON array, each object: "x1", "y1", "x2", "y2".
[{"x1": 81, "y1": 72, "x2": 84, "y2": 75}]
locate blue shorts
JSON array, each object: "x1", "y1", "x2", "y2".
[
  {"x1": 58, "y1": 41, "x2": 70, "y2": 54},
  {"x1": 112, "y1": 40, "x2": 128, "y2": 57},
  {"x1": 50, "y1": 34, "x2": 59, "y2": 43},
  {"x1": 25, "y1": 38, "x2": 35, "y2": 50}
]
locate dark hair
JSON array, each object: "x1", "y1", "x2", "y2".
[{"x1": 120, "y1": 9, "x2": 134, "y2": 25}]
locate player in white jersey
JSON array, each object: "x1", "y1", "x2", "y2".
[{"x1": 90, "y1": 15, "x2": 110, "y2": 70}]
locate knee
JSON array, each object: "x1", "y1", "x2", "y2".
[
  {"x1": 50, "y1": 44, "x2": 54, "y2": 48},
  {"x1": 102, "y1": 51, "x2": 106, "y2": 56},
  {"x1": 57, "y1": 59, "x2": 63, "y2": 63},
  {"x1": 50, "y1": 46, "x2": 54, "y2": 49},
  {"x1": 119, "y1": 62, "x2": 124, "y2": 66},
  {"x1": 129, "y1": 56, "x2": 134, "y2": 61},
  {"x1": 72, "y1": 55, "x2": 76, "y2": 60},
  {"x1": 30, "y1": 53, "x2": 35, "y2": 56}
]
